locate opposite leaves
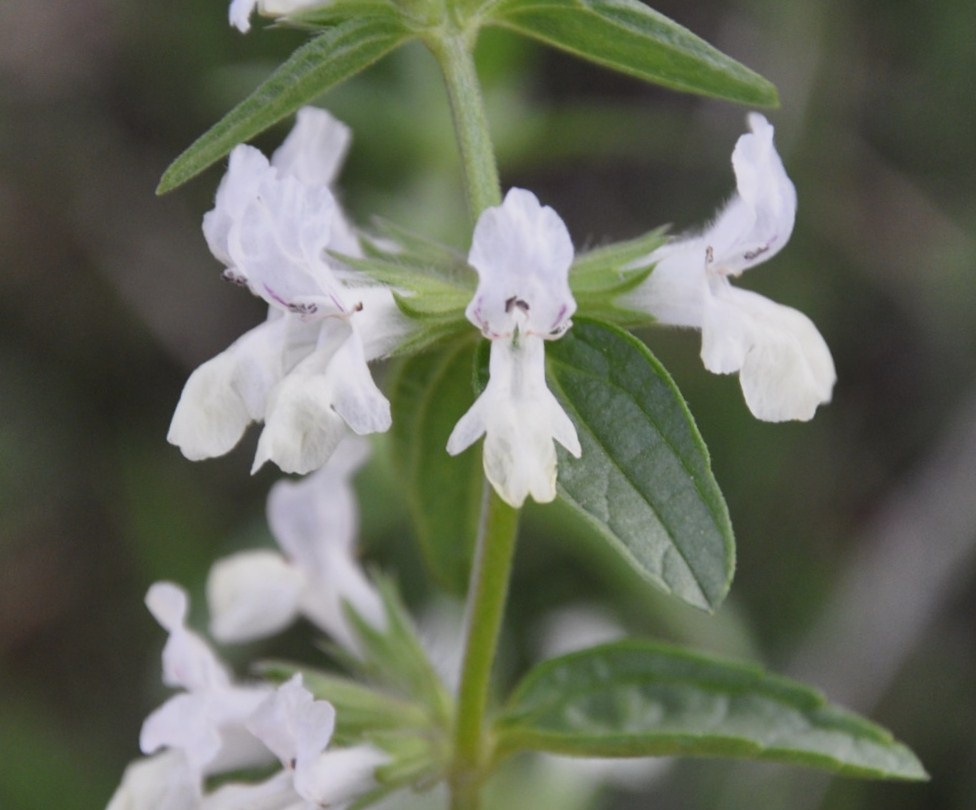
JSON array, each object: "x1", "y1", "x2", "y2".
[
  {"x1": 547, "y1": 319, "x2": 734, "y2": 611},
  {"x1": 496, "y1": 640, "x2": 927, "y2": 780}
]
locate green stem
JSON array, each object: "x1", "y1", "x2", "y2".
[
  {"x1": 449, "y1": 484, "x2": 520, "y2": 810},
  {"x1": 425, "y1": 30, "x2": 502, "y2": 223},
  {"x1": 426, "y1": 22, "x2": 513, "y2": 809}
]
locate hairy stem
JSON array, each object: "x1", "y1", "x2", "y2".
[
  {"x1": 426, "y1": 23, "x2": 515, "y2": 809},
  {"x1": 426, "y1": 29, "x2": 502, "y2": 223},
  {"x1": 449, "y1": 484, "x2": 520, "y2": 810}
]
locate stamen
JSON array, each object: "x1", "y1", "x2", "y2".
[
  {"x1": 288, "y1": 301, "x2": 319, "y2": 316},
  {"x1": 221, "y1": 269, "x2": 248, "y2": 287}
]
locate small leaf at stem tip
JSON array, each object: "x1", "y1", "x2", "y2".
[
  {"x1": 547, "y1": 319, "x2": 735, "y2": 611},
  {"x1": 488, "y1": 0, "x2": 778, "y2": 107},
  {"x1": 496, "y1": 640, "x2": 928, "y2": 781},
  {"x1": 156, "y1": 16, "x2": 409, "y2": 194}
]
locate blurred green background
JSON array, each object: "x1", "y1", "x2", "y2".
[{"x1": 1, "y1": 0, "x2": 974, "y2": 808}]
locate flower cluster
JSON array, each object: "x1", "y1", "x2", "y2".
[
  {"x1": 108, "y1": 442, "x2": 389, "y2": 810},
  {"x1": 125, "y1": 78, "x2": 836, "y2": 807},
  {"x1": 167, "y1": 107, "x2": 409, "y2": 476},
  {"x1": 168, "y1": 105, "x2": 832, "y2": 512}
]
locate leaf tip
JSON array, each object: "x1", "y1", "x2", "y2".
[{"x1": 155, "y1": 171, "x2": 177, "y2": 196}]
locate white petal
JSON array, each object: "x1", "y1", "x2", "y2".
[
  {"x1": 354, "y1": 285, "x2": 415, "y2": 361},
  {"x1": 299, "y1": 552, "x2": 386, "y2": 652},
  {"x1": 200, "y1": 771, "x2": 296, "y2": 810},
  {"x1": 204, "y1": 145, "x2": 270, "y2": 269},
  {"x1": 265, "y1": 443, "x2": 386, "y2": 647},
  {"x1": 206, "y1": 551, "x2": 305, "y2": 644},
  {"x1": 466, "y1": 188, "x2": 576, "y2": 339},
  {"x1": 445, "y1": 395, "x2": 487, "y2": 456},
  {"x1": 145, "y1": 583, "x2": 230, "y2": 692},
  {"x1": 252, "y1": 345, "x2": 348, "y2": 475},
  {"x1": 707, "y1": 113, "x2": 796, "y2": 276},
  {"x1": 266, "y1": 436, "x2": 367, "y2": 566},
  {"x1": 140, "y1": 687, "x2": 271, "y2": 774},
  {"x1": 145, "y1": 581, "x2": 189, "y2": 632},
  {"x1": 327, "y1": 330, "x2": 392, "y2": 436},
  {"x1": 259, "y1": 0, "x2": 327, "y2": 19},
  {"x1": 228, "y1": 0, "x2": 256, "y2": 33},
  {"x1": 623, "y1": 114, "x2": 796, "y2": 327},
  {"x1": 450, "y1": 337, "x2": 579, "y2": 507},
  {"x1": 107, "y1": 751, "x2": 200, "y2": 810},
  {"x1": 253, "y1": 323, "x2": 389, "y2": 475},
  {"x1": 167, "y1": 316, "x2": 290, "y2": 461},
  {"x1": 231, "y1": 172, "x2": 348, "y2": 318},
  {"x1": 140, "y1": 694, "x2": 222, "y2": 768},
  {"x1": 293, "y1": 745, "x2": 388, "y2": 809},
  {"x1": 622, "y1": 237, "x2": 709, "y2": 328},
  {"x1": 247, "y1": 675, "x2": 336, "y2": 769},
  {"x1": 702, "y1": 284, "x2": 835, "y2": 421},
  {"x1": 272, "y1": 107, "x2": 351, "y2": 189}
]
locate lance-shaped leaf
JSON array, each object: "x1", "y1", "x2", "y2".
[
  {"x1": 157, "y1": 16, "x2": 409, "y2": 193},
  {"x1": 488, "y1": 0, "x2": 777, "y2": 107},
  {"x1": 390, "y1": 340, "x2": 483, "y2": 593},
  {"x1": 546, "y1": 319, "x2": 734, "y2": 610},
  {"x1": 495, "y1": 640, "x2": 927, "y2": 780}
]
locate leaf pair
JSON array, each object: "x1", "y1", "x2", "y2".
[{"x1": 158, "y1": 1, "x2": 778, "y2": 194}]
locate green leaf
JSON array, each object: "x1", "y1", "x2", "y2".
[
  {"x1": 496, "y1": 640, "x2": 927, "y2": 780},
  {"x1": 391, "y1": 340, "x2": 484, "y2": 593},
  {"x1": 157, "y1": 17, "x2": 410, "y2": 193},
  {"x1": 546, "y1": 319, "x2": 734, "y2": 610},
  {"x1": 488, "y1": 0, "x2": 778, "y2": 107}
]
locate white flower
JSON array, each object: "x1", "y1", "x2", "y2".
[
  {"x1": 209, "y1": 676, "x2": 388, "y2": 810},
  {"x1": 624, "y1": 113, "x2": 835, "y2": 422},
  {"x1": 448, "y1": 189, "x2": 581, "y2": 507},
  {"x1": 207, "y1": 437, "x2": 386, "y2": 653},
  {"x1": 168, "y1": 108, "x2": 410, "y2": 474},
  {"x1": 106, "y1": 751, "x2": 200, "y2": 810},
  {"x1": 139, "y1": 583, "x2": 273, "y2": 777},
  {"x1": 448, "y1": 336, "x2": 580, "y2": 506},
  {"x1": 228, "y1": 0, "x2": 326, "y2": 34},
  {"x1": 465, "y1": 188, "x2": 576, "y2": 340}
]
